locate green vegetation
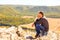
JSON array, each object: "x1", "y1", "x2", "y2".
[
  {"x1": 0, "y1": 5, "x2": 34, "y2": 27},
  {"x1": 0, "y1": 14, "x2": 34, "y2": 26},
  {"x1": 45, "y1": 12, "x2": 60, "y2": 18}
]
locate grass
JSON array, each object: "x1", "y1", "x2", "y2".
[
  {"x1": 45, "y1": 12, "x2": 60, "y2": 18},
  {"x1": 0, "y1": 13, "x2": 34, "y2": 27}
]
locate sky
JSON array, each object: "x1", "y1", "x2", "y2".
[{"x1": 0, "y1": 0, "x2": 60, "y2": 6}]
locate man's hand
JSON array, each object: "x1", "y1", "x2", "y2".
[{"x1": 32, "y1": 23, "x2": 34, "y2": 27}]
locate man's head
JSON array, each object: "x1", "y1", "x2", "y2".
[{"x1": 37, "y1": 11, "x2": 44, "y2": 18}]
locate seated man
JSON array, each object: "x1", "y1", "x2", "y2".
[{"x1": 32, "y1": 11, "x2": 49, "y2": 38}]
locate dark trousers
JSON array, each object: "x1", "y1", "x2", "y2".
[{"x1": 35, "y1": 24, "x2": 47, "y2": 37}]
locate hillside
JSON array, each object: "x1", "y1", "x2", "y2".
[
  {"x1": 11, "y1": 5, "x2": 60, "y2": 18},
  {"x1": 14, "y1": 5, "x2": 60, "y2": 18},
  {"x1": 0, "y1": 5, "x2": 60, "y2": 17},
  {"x1": 0, "y1": 5, "x2": 34, "y2": 26}
]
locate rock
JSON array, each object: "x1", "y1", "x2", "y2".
[
  {"x1": 40, "y1": 31, "x2": 60, "y2": 40},
  {"x1": 0, "y1": 26, "x2": 60, "y2": 40}
]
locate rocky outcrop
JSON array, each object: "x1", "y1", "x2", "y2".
[{"x1": 0, "y1": 26, "x2": 60, "y2": 40}]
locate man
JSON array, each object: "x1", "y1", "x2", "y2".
[{"x1": 32, "y1": 11, "x2": 49, "y2": 38}]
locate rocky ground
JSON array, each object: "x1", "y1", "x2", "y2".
[{"x1": 0, "y1": 18, "x2": 60, "y2": 40}]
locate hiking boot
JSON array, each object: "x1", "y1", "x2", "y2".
[{"x1": 35, "y1": 34, "x2": 40, "y2": 39}]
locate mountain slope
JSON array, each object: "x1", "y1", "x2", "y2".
[{"x1": 0, "y1": 5, "x2": 60, "y2": 18}]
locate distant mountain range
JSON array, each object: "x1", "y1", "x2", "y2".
[
  {"x1": 12, "y1": 5, "x2": 60, "y2": 13},
  {"x1": 0, "y1": 5, "x2": 60, "y2": 18}
]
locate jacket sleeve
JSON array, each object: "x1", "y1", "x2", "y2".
[{"x1": 42, "y1": 19, "x2": 49, "y2": 32}]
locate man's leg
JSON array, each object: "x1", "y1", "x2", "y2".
[
  {"x1": 35, "y1": 29, "x2": 40, "y2": 38},
  {"x1": 38, "y1": 25, "x2": 47, "y2": 36},
  {"x1": 35, "y1": 24, "x2": 46, "y2": 36},
  {"x1": 35, "y1": 24, "x2": 41, "y2": 38}
]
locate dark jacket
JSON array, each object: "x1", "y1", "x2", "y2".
[{"x1": 34, "y1": 18, "x2": 49, "y2": 32}]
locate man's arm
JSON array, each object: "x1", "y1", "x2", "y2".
[
  {"x1": 42, "y1": 18, "x2": 49, "y2": 32},
  {"x1": 32, "y1": 17, "x2": 37, "y2": 27},
  {"x1": 32, "y1": 22, "x2": 35, "y2": 27}
]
